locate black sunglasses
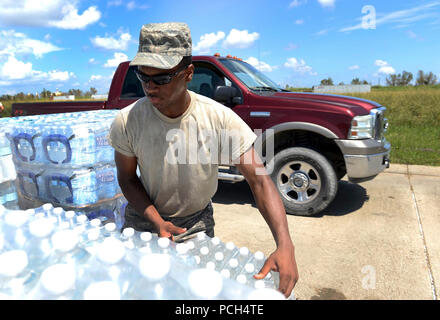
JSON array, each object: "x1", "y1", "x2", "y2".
[{"x1": 134, "y1": 64, "x2": 189, "y2": 86}]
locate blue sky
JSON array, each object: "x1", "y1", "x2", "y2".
[{"x1": 0, "y1": 0, "x2": 439, "y2": 95}]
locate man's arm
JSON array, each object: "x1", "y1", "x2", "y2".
[
  {"x1": 235, "y1": 147, "x2": 299, "y2": 298},
  {"x1": 114, "y1": 151, "x2": 186, "y2": 239}
]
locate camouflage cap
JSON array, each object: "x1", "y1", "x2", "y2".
[{"x1": 130, "y1": 22, "x2": 192, "y2": 69}]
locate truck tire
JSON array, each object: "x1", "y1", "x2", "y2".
[{"x1": 268, "y1": 147, "x2": 338, "y2": 216}]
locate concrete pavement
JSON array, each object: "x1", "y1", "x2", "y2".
[{"x1": 211, "y1": 164, "x2": 440, "y2": 300}]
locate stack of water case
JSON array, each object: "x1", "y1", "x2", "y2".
[
  {"x1": 1, "y1": 110, "x2": 126, "y2": 225},
  {"x1": 0, "y1": 118, "x2": 19, "y2": 210},
  {"x1": 0, "y1": 204, "x2": 288, "y2": 300}
]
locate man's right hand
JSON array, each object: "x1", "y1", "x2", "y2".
[{"x1": 157, "y1": 221, "x2": 187, "y2": 241}]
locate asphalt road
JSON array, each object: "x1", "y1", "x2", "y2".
[{"x1": 212, "y1": 164, "x2": 440, "y2": 300}]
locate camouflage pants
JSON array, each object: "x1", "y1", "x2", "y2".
[{"x1": 122, "y1": 201, "x2": 215, "y2": 243}]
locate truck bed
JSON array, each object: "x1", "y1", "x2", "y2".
[{"x1": 12, "y1": 100, "x2": 107, "y2": 117}]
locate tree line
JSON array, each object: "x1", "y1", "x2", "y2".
[
  {"x1": 318, "y1": 70, "x2": 438, "y2": 87},
  {"x1": 0, "y1": 87, "x2": 98, "y2": 101}
]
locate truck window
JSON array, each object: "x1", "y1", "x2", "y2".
[
  {"x1": 190, "y1": 63, "x2": 234, "y2": 100},
  {"x1": 121, "y1": 66, "x2": 145, "y2": 99}
]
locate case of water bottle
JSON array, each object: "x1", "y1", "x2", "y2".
[
  {"x1": 0, "y1": 204, "x2": 288, "y2": 300},
  {"x1": 0, "y1": 119, "x2": 19, "y2": 210},
  {"x1": 1, "y1": 110, "x2": 121, "y2": 208}
]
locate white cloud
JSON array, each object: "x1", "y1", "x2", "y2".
[
  {"x1": 193, "y1": 31, "x2": 225, "y2": 54},
  {"x1": 289, "y1": 0, "x2": 308, "y2": 8},
  {"x1": 104, "y1": 52, "x2": 128, "y2": 68},
  {"x1": 245, "y1": 57, "x2": 274, "y2": 72},
  {"x1": 349, "y1": 65, "x2": 360, "y2": 70},
  {"x1": 295, "y1": 19, "x2": 305, "y2": 25},
  {"x1": 0, "y1": 30, "x2": 63, "y2": 59},
  {"x1": 0, "y1": 1, "x2": 101, "y2": 29},
  {"x1": 0, "y1": 54, "x2": 74, "y2": 83},
  {"x1": 91, "y1": 30, "x2": 132, "y2": 51},
  {"x1": 90, "y1": 75, "x2": 103, "y2": 81},
  {"x1": 0, "y1": 55, "x2": 33, "y2": 79},
  {"x1": 223, "y1": 29, "x2": 260, "y2": 49},
  {"x1": 375, "y1": 60, "x2": 395, "y2": 75},
  {"x1": 284, "y1": 57, "x2": 317, "y2": 75},
  {"x1": 318, "y1": 0, "x2": 335, "y2": 8},
  {"x1": 108, "y1": 0, "x2": 149, "y2": 10}
]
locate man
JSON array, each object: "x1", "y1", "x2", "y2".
[{"x1": 108, "y1": 22, "x2": 298, "y2": 297}]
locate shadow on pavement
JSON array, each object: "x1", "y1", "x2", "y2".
[{"x1": 213, "y1": 180, "x2": 369, "y2": 218}]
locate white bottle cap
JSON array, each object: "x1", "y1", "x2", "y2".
[
  {"x1": 200, "y1": 246, "x2": 209, "y2": 256},
  {"x1": 53, "y1": 207, "x2": 64, "y2": 215},
  {"x1": 254, "y1": 251, "x2": 265, "y2": 261},
  {"x1": 196, "y1": 232, "x2": 207, "y2": 241},
  {"x1": 83, "y1": 281, "x2": 121, "y2": 300},
  {"x1": 140, "y1": 232, "x2": 152, "y2": 242},
  {"x1": 186, "y1": 240, "x2": 195, "y2": 250},
  {"x1": 97, "y1": 238, "x2": 126, "y2": 265},
  {"x1": 220, "y1": 269, "x2": 231, "y2": 279},
  {"x1": 42, "y1": 203, "x2": 53, "y2": 211},
  {"x1": 158, "y1": 237, "x2": 170, "y2": 249},
  {"x1": 228, "y1": 258, "x2": 238, "y2": 269},
  {"x1": 52, "y1": 230, "x2": 79, "y2": 253},
  {"x1": 247, "y1": 288, "x2": 286, "y2": 300},
  {"x1": 244, "y1": 263, "x2": 255, "y2": 274},
  {"x1": 176, "y1": 243, "x2": 189, "y2": 255},
  {"x1": 0, "y1": 250, "x2": 28, "y2": 277},
  {"x1": 225, "y1": 241, "x2": 235, "y2": 251},
  {"x1": 76, "y1": 215, "x2": 88, "y2": 224},
  {"x1": 105, "y1": 223, "x2": 116, "y2": 232},
  {"x1": 239, "y1": 247, "x2": 249, "y2": 256},
  {"x1": 5, "y1": 210, "x2": 29, "y2": 227},
  {"x1": 206, "y1": 261, "x2": 216, "y2": 271},
  {"x1": 90, "y1": 219, "x2": 101, "y2": 228},
  {"x1": 139, "y1": 253, "x2": 171, "y2": 281},
  {"x1": 29, "y1": 218, "x2": 55, "y2": 238},
  {"x1": 214, "y1": 252, "x2": 224, "y2": 261},
  {"x1": 65, "y1": 211, "x2": 75, "y2": 219},
  {"x1": 236, "y1": 274, "x2": 247, "y2": 285},
  {"x1": 122, "y1": 227, "x2": 134, "y2": 238},
  {"x1": 188, "y1": 268, "x2": 223, "y2": 299},
  {"x1": 40, "y1": 264, "x2": 76, "y2": 295},
  {"x1": 211, "y1": 236, "x2": 221, "y2": 246}
]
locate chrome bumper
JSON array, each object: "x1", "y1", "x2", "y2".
[{"x1": 335, "y1": 138, "x2": 391, "y2": 183}]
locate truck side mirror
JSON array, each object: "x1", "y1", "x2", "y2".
[{"x1": 213, "y1": 86, "x2": 242, "y2": 105}]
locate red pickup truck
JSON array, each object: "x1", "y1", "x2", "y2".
[{"x1": 12, "y1": 54, "x2": 391, "y2": 216}]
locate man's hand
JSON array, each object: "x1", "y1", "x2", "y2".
[
  {"x1": 254, "y1": 243, "x2": 299, "y2": 298},
  {"x1": 157, "y1": 221, "x2": 187, "y2": 241}
]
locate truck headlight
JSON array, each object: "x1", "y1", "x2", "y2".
[{"x1": 348, "y1": 114, "x2": 374, "y2": 139}]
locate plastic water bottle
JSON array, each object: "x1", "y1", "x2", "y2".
[
  {"x1": 175, "y1": 242, "x2": 198, "y2": 268},
  {"x1": 225, "y1": 258, "x2": 241, "y2": 279},
  {"x1": 0, "y1": 155, "x2": 16, "y2": 183},
  {"x1": 0, "y1": 180, "x2": 18, "y2": 207},
  {"x1": 24, "y1": 217, "x2": 55, "y2": 272},
  {"x1": 102, "y1": 222, "x2": 119, "y2": 239},
  {"x1": 0, "y1": 250, "x2": 39, "y2": 299},
  {"x1": 96, "y1": 164, "x2": 118, "y2": 201},
  {"x1": 137, "y1": 232, "x2": 157, "y2": 255},
  {"x1": 157, "y1": 237, "x2": 175, "y2": 255},
  {"x1": 186, "y1": 268, "x2": 224, "y2": 300},
  {"x1": 2, "y1": 210, "x2": 31, "y2": 250},
  {"x1": 127, "y1": 253, "x2": 191, "y2": 300},
  {"x1": 28, "y1": 263, "x2": 77, "y2": 299},
  {"x1": 235, "y1": 246, "x2": 251, "y2": 267},
  {"x1": 50, "y1": 229, "x2": 91, "y2": 266},
  {"x1": 75, "y1": 237, "x2": 136, "y2": 299},
  {"x1": 206, "y1": 251, "x2": 225, "y2": 272}
]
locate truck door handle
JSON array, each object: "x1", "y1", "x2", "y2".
[{"x1": 250, "y1": 112, "x2": 271, "y2": 117}]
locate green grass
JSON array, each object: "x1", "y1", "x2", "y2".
[{"x1": 345, "y1": 87, "x2": 440, "y2": 166}]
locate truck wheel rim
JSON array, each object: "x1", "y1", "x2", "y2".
[{"x1": 277, "y1": 161, "x2": 321, "y2": 204}]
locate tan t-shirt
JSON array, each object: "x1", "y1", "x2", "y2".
[{"x1": 108, "y1": 90, "x2": 257, "y2": 218}]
